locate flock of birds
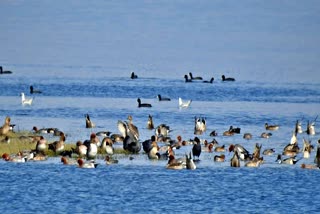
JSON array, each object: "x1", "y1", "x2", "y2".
[{"x1": 1, "y1": 70, "x2": 319, "y2": 170}]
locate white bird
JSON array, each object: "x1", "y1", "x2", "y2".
[
  {"x1": 179, "y1": 97, "x2": 192, "y2": 108},
  {"x1": 21, "y1": 93, "x2": 33, "y2": 105}
]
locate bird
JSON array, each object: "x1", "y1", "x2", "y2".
[
  {"x1": 118, "y1": 117, "x2": 141, "y2": 153},
  {"x1": 186, "y1": 152, "x2": 196, "y2": 170},
  {"x1": 203, "y1": 77, "x2": 214, "y2": 83},
  {"x1": 295, "y1": 120, "x2": 303, "y2": 135},
  {"x1": 21, "y1": 92, "x2": 33, "y2": 105},
  {"x1": 137, "y1": 98, "x2": 152, "y2": 108},
  {"x1": 261, "y1": 132, "x2": 272, "y2": 139},
  {"x1": 146, "y1": 114, "x2": 154, "y2": 130},
  {"x1": 130, "y1": 72, "x2": 138, "y2": 79},
  {"x1": 96, "y1": 131, "x2": 112, "y2": 137},
  {"x1": 306, "y1": 119, "x2": 316, "y2": 135},
  {"x1": 100, "y1": 137, "x2": 114, "y2": 155},
  {"x1": 314, "y1": 146, "x2": 320, "y2": 167},
  {"x1": 194, "y1": 117, "x2": 206, "y2": 135},
  {"x1": 48, "y1": 132, "x2": 66, "y2": 154},
  {"x1": 229, "y1": 144, "x2": 251, "y2": 161},
  {"x1": 179, "y1": 97, "x2": 192, "y2": 108},
  {"x1": 77, "y1": 159, "x2": 98, "y2": 168},
  {"x1": 302, "y1": 138, "x2": 312, "y2": 159},
  {"x1": 83, "y1": 133, "x2": 99, "y2": 159},
  {"x1": 157, "y1": 94, "x2": 171, "y2": 101},
  {"x1": 35, "y1": 136, "x2": 47, "y2": 154},
  {"x1": 262, "y1": 148, "x2": 275, "y2": 156},
  {"x1": 0, "y1": 66, "x2": 12, "y2": 74},
  {"x1": 105, "y1": 155, "x2": 119, "y2": 165},
  {"x1": 0, "y1": 116, "x2": 11, "y2": 136},
  {"x1": 230, "y1": 151, "x2": 240, "y2": 167},
  {"x1": 192, "y1": 137, "x2": 201, "y2": 161},
  {"x1": 243, "y1": 133, "x2": 252, "y2": 140},
  {"x1": 30, "y1": 85, "x2": 42, "y2": 94},
  {"x1": 155, "y1": 124, "x2": 170, "y2": 140},
  {"x1": 166, "y1": 155, "x2": 185, "y2": 170},
  {"x1": 245, "y1": 158, "x2": 263, "y2": 167},
  {"x1": 189, "y1": 72, "x2": 203, "y2": 80},
  {"x1": 265, "y1": 123, "x2": 280, "y2": 131},
  {"x1": 301, "y1": 163, "x2": 319, "y2": 169},
  {"x1": 85, "y1": 114, "x2": 95, "y2": 128},
  {"x1": 74, "y1": 141, "x2": 87, "y2": 158},
  {"x1": 276, "y1": 154, "x2": 300, "y2": 165},
  {"x1": 214, "y1": 154, "x2": 225, "y2": 162},
  {"x1": 184, "y1": 74, "x2": 192, "y2": 82},
  {"x1": 221, "y1": 75, "x2": 235, "y2": 81}
]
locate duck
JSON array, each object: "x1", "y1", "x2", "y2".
[
  {"x1": 0, "y1": 66, "x2": 12, "y2": 74},
  {"x1": 130, "y1": 72, "x2": 138, "y2": 79},
  {"x1": 184, "y1": 74, "x2": 192, "y2": 82},
  {"x1": 77, "y1": 159, "x2": 98, "y2": 168},
  {"x1": 83, "y1": 133, "x2": 99, "y2": 159},
  {"x1": 2, "y1": 153, "x2": 27, "y2": 163},
  {"x1": 194, "y1": 117, "x2": 206, "y2": 135},
  {"x1": 189, "y1": 72, "x2": 203, "y2": 80},
  {"x1": 245, "y1": 158, "x2": 263, "y2": 168},
  {"x1": 21, "y1": 92, "x2": 33, "y2": 105},
  {"x1": 32, "y1": 126, "x2": 55, "y2": 134},
  {"x1": 0, "y1": 136, "x2": 10, "y2": 144},
  {"x1": 48, "y1": 132, "x2": 65, "y2": 154},
  {"x1": 314, "y1": 146, "x2": 320, "y2": 167},
  {"x1": 146, "y1": 114, "x2": 154, "y2": 130},
  {"x1": 157, "y1": 94, "x2": 171, "y2": 101},
  {"x1": 243, "y1": 133, "x2": 252, "y2": 140},
  {"x1": 0, "y1": 116, "x2": 11, "y2": 136},
  {"x1": 295, "y1": 120, "x2": 303, "y2": 134},
  {"x1": 302, "y1": 138, "x2": 312, "y2": 159},
  {"x1": 203, "y1": 77, "x2": 214, "y2": 83},
  {"x1": 118, "y1": 115, "x2": 140, "y2": 141},
  {"x1": 214, "y1": 145, "x2": 226, "y2": 152},
  {"x1": 229, "y1": 144, "x2": 251, "y2": 161},
  {"x1": 166, "y1": 155, "x2": 185, "y2": 170},
  {"x1": 214, "y1": 154, "x2": 225, "y2": 162},
  {"x1": 61, "y1": 156, "x2": 77, "y2": 165},
  {"x1": 30, "y1": 85, "x2": 42, "y2": 94},
  {"x1": 301, "y1": 163, "x2": 319, "y2": 169},
  {"x1": 101, "y1": 137, "x2": 114, "y2": 155},
  {"x1": 221, "y1": 75, "x2": 235, "y2": 81},
  {"x1": 252, "y1": 143, "x2": 262, "y2": 160},
  {"x1": 209, "y1": 130, "x2": 218, "y2": 137},
  {"x1": 148, "y1": 141, "x2": 161, "y2": 160},
  {"x1": 142, "y1": 135, "x2": 156, "y2": 153},
  {"x1": 262, "y1": 148, "x2": 275, "y2": 156},
  {"x1": 265, "y1": 123, "x2": 280, "y2": 131},
  {"x1": 74, "y1": 141, "x2": 87, "y2": 158},
  {"x1": 192, "y1": 137, "x2": 201, "y2": 161},
  {"x1": 137, "y1": 98, "x2": 152, "y2": 108},
  {"x1": 110, "y1": 133, "x2": 124, "y2": 143},
  {"x1": 105, "y1": 155, "x2": 119, "y2": 165},
  {"x1": 261, "y1": 132, "x2": 272, "y2": 139},
  {"x1": 178, "y1": 97, "x2": 192, "y2": 108},
  {"x1": 35, "y1": 136, "x2": 47, "y2": 154},
  {"x1": 306, "y1": 120, "x2": 316, "y2": 135},
  {"x1": 85, "y1": 114, "x2": 95, "y2": 128},
  {"x1": 229, "y1": 126, "x2": 241, "y2": 134},
  {"x1": 276, "y1": 154, "x2": 300, "y2": 165},
  {"x1": 96, "y1": 131, "x2": 111, "y2": 137},
  {"x1": 230, "y1": 151, "x2": 240, "y2": 167},
  {"x1": 155, "y1": 124, "x2": 170, "y2": 139},
  {"x1": 186, "y1": 152, "x2": 196, "y2": 170}
]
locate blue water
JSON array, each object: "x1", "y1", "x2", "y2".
[{"x1": 1, "y1": 0, "x2": 320, "y2": 213}]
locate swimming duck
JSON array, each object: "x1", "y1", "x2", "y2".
[
  {"x1": 189, "y1": 72, "x2": 203, "y2": 80},
  {"x1": 131, "y1": 72, "x2": 138, "y2": 79},
  {"x1": 314, "y1": 146, "x2": 320, "y2": 167},
  {"x1": 245, "y1": 158, "x2": 263, "y2": 168},
  {"x1": 302, "y1": 138, "x2": 312, "y2": 159},
  {"x1": 194, "y1": 117, "x2": 206, "y2": 135},
  {"x1": 155, "y1": 124, "x2": 170, "y2": 139},
  {"x1": 2, "y1": 153, "x2": 27, "y2": 163},
  {"x1": 221, "y1": 75, "x2": 235, "y2": 81},
  {"x1": 85, "y1": 114, "x2": 95, "y2": 128},
  {"x1": 142, "y1": 135, "x2": 156, "y2": 153},
  {"x1": 77, "y1": 159, "x2": 98, "y2": 168},
  {"x1": 252, "y1": 143, "x2": 262, "y2": 160},
  {"x1": 21, "y1": 92, "x2": 33, "y2": 105},
  {"x1": 203, "y1": 77, "x2": 214, "y2": 83},
  {"x1": 214, "y1": 145, "x2": 226, "y2": 153},
  {"x1": 192, "y1": 137, "x2": 201, "y2": 161},
  {"x1": 148, "y1": 141, "x2": 161, "y2": 160},
  {"x1": 30, "y1": 85, "x2": 42, "y2": 94},
  {"x1": 301, "y1": 163, "x2": 319, "y2": 169},
  {"x1": 178, "y1": 97, "x2": 192, "y2": 108},
  {"x1": 276, "y1": 154, "x2": 300, "y2": 165},
  {"x1": 184, "y1": 74, "x2": 192, "y2": 82},
  {"x1": 61, "y1": 156, "x2": 77, "y2": 165},
  {"x1": 137, "y1": 98, "x2": 152, "y2": 108},
  {"x1": 306, "y1": 120, "x2": 316, "y2": 135},
  {"x1": 186, "y1": 152, "x2": 196, "y2": 170},
  {"x1": 262, "y1": 148, "x2": 275, "y2": 156},
  {"x1": 157, "y1": 94, "x2": 171, "y2": 101},
  {"x1": 230, "y1": 151, "x2": 240, "y2": 167},
  {"x1": 0, "y1": 116, "x2": 11, "y2": 136},
  {"x1": 265, "y1": 123, "x2": 279, "y2": 131},
  {"x1": 295, "y1": 120, "x2": 303, "y2": 134},
  {"x1": 214, "y1": 154, "x2": 225, "y2": 162},
  {"x1": 146, "y1": 114, "x2": 154, "y2": 130},
  {"x1": 0, "y1": 66, "x2": 12, "y2": 74},
  {"x1": 105, "y1": 155, "x2": 119, "y2": 165},
  {"x1": 229, "y1": 144, "x2": 251, "y2": 161},
  {"x1": 166, "y1": 155, "x2": 185, "y2": 170},
  {"x1": 243, "y1": 133, "x2": 252, "y2": 140},
  {"x1": 209, "y1": 130, "x2": 218, "y2": 137},
  {"x1": 261, "y1": 132, "x2": 272, "y2": 139}
]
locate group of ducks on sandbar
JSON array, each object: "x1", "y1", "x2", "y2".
[{"x1": 0, "y1": 113, "x2": 319, "y2": 170}]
